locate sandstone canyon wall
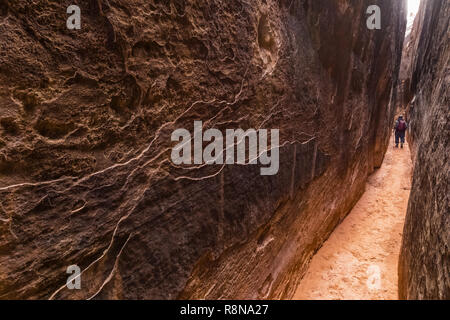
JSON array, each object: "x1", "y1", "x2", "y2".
[
  {"x1": 399, "y1": 0, "x2": 449, "y2": 300},
  {"x1": 0, "y1": 0, "x2": 405, "y2": 299}
]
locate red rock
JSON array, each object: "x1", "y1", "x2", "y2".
[
  {"x1": 399, "y1": 0, "x2": 450, "y2": 300},
  {"x1": 0, "y1": 0, "x2": 406, "y2": 299}
]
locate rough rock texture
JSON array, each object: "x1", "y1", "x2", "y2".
[
  {"x1": 399, "y1": 0, "x2": 450, "y2": 300},
  {"x1": 0, "y1": 0, "x2": 405, "y2": 299},
  {"x1": 397, "y1": 31, "x2": 413, "y2": 112}
]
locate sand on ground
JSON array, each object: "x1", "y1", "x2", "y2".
[{"x1": 293, "y1": 135, "x2": 413, "y2": 300}]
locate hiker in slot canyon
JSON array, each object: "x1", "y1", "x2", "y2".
[{"x1": 394, "y1": 115, "x2": 408, "y2": 148}]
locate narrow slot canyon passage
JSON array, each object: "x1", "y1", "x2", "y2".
[
  {"x1": 1, "y1": 0, "x2": 448, "y2": 301},
  {"x1": 294, "y1": 135, "x2": 413, "y2": 300}
]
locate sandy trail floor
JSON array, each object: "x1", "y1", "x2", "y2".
[{"x1": 294, "y1": 135, "x2": 413, "y2": 300}]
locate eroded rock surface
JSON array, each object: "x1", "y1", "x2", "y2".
[
  {"x1": 399, "y1": 0, "x2": 449, "y2": 300},
  {"x1": 0, "y1": 0, "x2": 405, "y2": 299}
]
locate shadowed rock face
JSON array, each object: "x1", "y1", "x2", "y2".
[
  {"x1": 0, "y1": 0, "x2": 405, "y2": 299},
  {"x1": 399, "y1": 0, "x2": 449, "y2": 300}
]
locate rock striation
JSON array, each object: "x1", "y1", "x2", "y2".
[
  {"x1": 0, "y1": 0, "x2": 405, "y2": 299},
  {"x1": 399, "y1": 0, "x2": 449, "y2": 300}
]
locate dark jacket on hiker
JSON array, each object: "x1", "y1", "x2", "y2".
[{"x1": 394, "y1": 116, "x2": 408, "y2": 147}]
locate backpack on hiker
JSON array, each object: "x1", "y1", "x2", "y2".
[{"x1": 397, "y1": 120, "x2": 406, "y2": 132}]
